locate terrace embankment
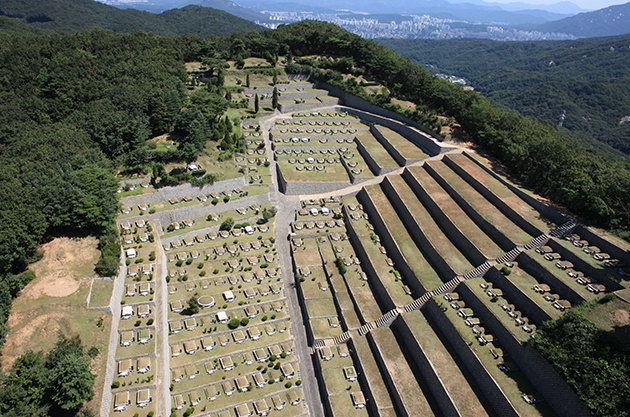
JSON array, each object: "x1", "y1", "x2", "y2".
[
  {"x1": 425, "y1": 160, "x2": 532, "y2": 247},
  {"x1": 394, "y1": 311, "x2": 491, "y2": 417},
  {"x1": 443, "y1": 153, "x2": 548, "y2": 237},
  {"x1": 378, "y1": 174, "x2": 473, "y2": 277},
  {"x1": 403, "y1": 166, "x2": 503, "y2": 264},
  {"x1": 455, "y1": 281, "x2": 591, "y2": 417}
]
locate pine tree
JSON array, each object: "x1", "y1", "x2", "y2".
[
  {"x1": 254, "y1": 93, "x2": 259, "y2": 113},
  {"x1": 272, "y1": 87, "x2": 278, "y2": 110}
]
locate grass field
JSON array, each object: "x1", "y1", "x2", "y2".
[
  {"x1": 89, "y1": 279, "x2": 114, "y2": 308},
  {"x1": 2, "y1": 237, "x2": 111, "y2": 413}
]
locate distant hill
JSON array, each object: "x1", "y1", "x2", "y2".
[
  {"x1": 382, "y1": 35, "x2": 630, "y2": 156},
  {"x1": 537, "y1": 2, "x2": 630, "y2": 37},
  {"x1": 0, "y1": 0, "x2": 262, "y2": 36}
]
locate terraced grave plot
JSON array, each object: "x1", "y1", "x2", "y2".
[
  {"x1": 346, "y1": 337, "x2": 397, "y2": 417},
  {"x1": 314, "y1": 235, "x2": 386, "y2": 324},
  {"x1": 318, "y1": 350, "x2": 369, "y2": 416},
  {"x1": 277, "y1": 159, "x2": 352, "y2": 183},
  {"x1": 368, "y1": 327, "x2": 437, "y2": 416},
  {"x1": 404, "y1": 167, "x2": 505, "y2": 260},
  {"x1": 466, "y1": 278, "x2": 537, "y2": 343},
  {"x1": 377, "y1": 177, "x2": 474, "y2": 276},
  {"x1": 426, "y1": 160, "x2": 534, "y2": 244},
  {"x1": 399, "y1": 310, "x2": 490, "y2": 417},
  {"x1": 354, "y1": 130, "x2": 401, "y2": 171},
  {"x1": 522, "y1": 249, "x2": 599, "y2": 301},
  {"x1": 437, "y1": 297, "x2": 552, "y2": 417},
  {"x1": 372, "y1": 124, "x2": 430, "y2": 162},
  {"x1": 359, "y1": 182, "x2": 443, "y2": 291},
  {"x1": 500, "y1": 264, "x2": 564, "y2": 320},
  {"x1": 552, "y1": 237, "x2": 623, "y2": 284},
  {"x1": 445, "y1": 153, "x2": 551, "y2": 234},
  {"x1": 343, "y1": 195, "x2": 415, "y2": 308}
]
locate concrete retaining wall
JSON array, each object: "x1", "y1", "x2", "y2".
[
  {"x1": 424, "y1": 162, "x2": 516, "y2": 251},
  {"x1": 461, "y1": 153, "x2": 569, "y2": 226},
  {"x1": 423, "y1": 299, "x2": 520, "y2": 417},
  {"x1": 354, "y1": 136, "x2": 388, "y2": 176},
  {"x1": 517, "y1": 252, "x2": 587, "y2": 306},
  {"x1": 358, "y1": 186, "x2": 429, "y2": 296},
  {"x1": 401, "y1": 170, "x2": 487, "y2": 266},
  {"x1": 456, "y1": 283, "x2": 591, "y2": 417},
  {"x1": 443, "y1": 155, "x2": 543, "y2": 238},
  {"x1": 378, "y1": 178, "x2": 457, "y2": 281},
  {"x1": 316, "y1": 82, "x2": 446, "y2": 147}
]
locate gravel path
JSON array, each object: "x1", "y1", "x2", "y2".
[
  {"x1": 263, "y1": 114, "x2": 326, "y2": 417},
  {"x1": 99, "y1": 253, "x2": 127, "y2": 417},
  {"x1": 154, "y1": 230, "x2": 171, "y2": 416}
]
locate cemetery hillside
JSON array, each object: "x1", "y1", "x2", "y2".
[{"x1": 0, "y1": 5, "x2": 628, "y2": 417}]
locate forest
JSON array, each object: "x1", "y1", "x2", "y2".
[
  {"x1": 382, "y1": 36, "x2": 630, "y2": 155},
  {"x1": 0, "y1": 17, "x2": 628, "y2": 417}
]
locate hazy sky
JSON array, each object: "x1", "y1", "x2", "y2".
[{"x1": 487, "y1": 0, "x2": 627, "y2": 10}]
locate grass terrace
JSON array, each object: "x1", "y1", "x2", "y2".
[
  {"x1": 364, "y1": 183, "x2": 443, "y2": 290},
  {"x1": 369, "y1": 327, "x2": 436, "y2": 416},
  {"x1": 445, "y1": 154, "x2": 551, "y2": 234},
  {"x1": 355, "y1": 130, "x2": 401, "y2": 170},
  {"x1": 426, "y1": 161, "x2": 533, "y2": 244},
  {"x1": 382, "y1": 177, "x2": 473, "y2": 276},
  {"x1": 277, "y1": 159, "x2": 351, "y2": 183},
  {"x1": 372, "y1": 124, "x2": 429, "y2": 161},
  {"x1": 344, "y1": 194, "x2": 414, "y2": 308},
  {"x1": 438, "y1": 298, "x2": 552, "y2": 417},
  {"x1": 406, "y1": 167, "x2": 504, "y2": 259},
  {"x1": 402, "y1": 310, "x2": 489, "y2": 416}
]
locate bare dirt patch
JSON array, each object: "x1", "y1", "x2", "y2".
[
  {"x1": 609, "y1": 309, "x2": 630, "y2": 326},
  {"x1": 25, "y1": 237, "x2": 99, "y2": 299}
]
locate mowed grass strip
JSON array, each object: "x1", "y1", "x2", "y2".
[
  {"x1": 348, "y1": 190, "x2": 414, "y2": 308},
  {"x1": 406, "y1": 167, "x2": 504, "y2": 259},
  {"x1": 373, "y1": 124, "x2": 429, "y2": 160},
  {"x1": 402, "y1": 311, "x2": 489, "y2": 417},
  {"x1": 364, "y1": 183, "x2": 443, "y2": 290},
  {"x1": 369, "y1": 327, "x2": 436, "y2": 417},
  {"x1": 446, "y1": 153, "x2": 550, "y2": 233},
  {"x1": 383, "y1": 176, "x2": 473, "y2": 276},
  {"x1": 317, "y1": 235, "x2": 385, "y2": 324},
  {"x1": 426, "y1": 161, "x2": 533, "y2": 244},
  {"x1": 355, "y1": 130, "x2": 401, "y2": 169}
]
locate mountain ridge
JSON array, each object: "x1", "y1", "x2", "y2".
[{"x1": 536, "y1": 2, "x2": 630, "y2": 37}]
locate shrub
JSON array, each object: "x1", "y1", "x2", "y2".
[
  {"x1": 296, "y1": 379, "x2": 302, "y2": 386},
  {"x1": 240, "y1": 318, "x2": 250, "y2": 326},
  {"x1": 261, "y1": 315, "x2": 268, "y2": 322},
  {"x1": 185, "y1": 258, "x2": 193, "y2": 265},
  {"x1": 500, "y1": 266, "x2": 512, "y2": 275},
  {"x1": 111, "y1": 381, "x2": 120, "y2": 389},
  {"x1": 197, "y1": 262, "x2": 204, "y2": 269},
  {"x1": 147, "y1": 318, "x2": 154, "y2": 325},
  {"x1": 199, "y1": 270, "x2": 206, "y2": 277},
  {"x1": 211, "y1": 198, "x2": 219, "y2": 205},
  {"x1": 228, "y1": 318, "x2": 240, "y2": 329},
  {"x1": 285, "y1": 381, "x2": 293, "y2": 388},
  {"x1": 87, "y1": 346, "x2": 99, "y2": 358}
]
